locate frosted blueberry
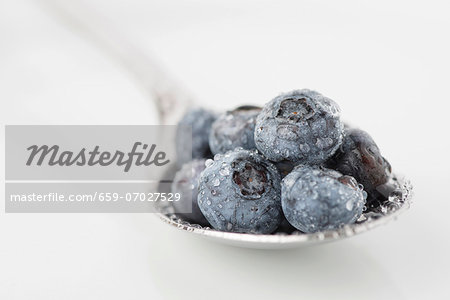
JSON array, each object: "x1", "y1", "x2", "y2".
[
  {"x1": 171, "y1": 159, "x2": 209, "y2": 225},
  {"x1": 254, "y1": 89, "x2": 344, "y2": 164},
  {"x1": 209, "y1": 105, "x2": 261, "y2": 155},
  {"x1": 281, "y1": 165, "x2": 366, "y2": 233},
  {"x1": 198, "y1": 148, "x2": 282, "y2": 234},
  {"x1": 326, "y1": 128, "x2": 391, "y2": 193},
  {"x1": 176, "y1": 108, "x2": 216, "y2": 166}
]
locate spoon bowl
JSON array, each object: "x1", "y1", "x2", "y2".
[{"x1": 155, "y1": 175, "x2": 412, "y2": 249}]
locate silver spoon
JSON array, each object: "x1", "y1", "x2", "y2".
[
  {"x1": 42, "y1": 0, "x2": 413, "y2": 249},
  {"x1": 157, "y1": 168, "x2": 412, "y2": 249}
]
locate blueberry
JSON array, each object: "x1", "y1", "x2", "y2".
[
  {"x1": 281, "y1": 165, "x2": 366, "y2": 233},
  {"x1": 176, "y1": 108, "x2": 216, "y2": 166},
  {"x1": 326, "y1": 128, "x2": 391, "y2": 194},
  {"x1": 274, "y1": 160, "x2": 297, "y2": 178},
  {"x1": 277, "y1": 215, "x2": 297, "y2": 233},
  {"x1": 171, "y1": 159, "x2": 209, "y2": 226},
  {"x1": 209, "y1": 105, "x2": 261, "y2": 155},
  {"x1": 254, "y1": 89, "x2": 344, "y2": 164},
  {"x1": 365, "y1": 183, "x2": 395, "y2": 209},
  {"x1": 197, "y1": 148, "x2": 282, "y2": 234}
]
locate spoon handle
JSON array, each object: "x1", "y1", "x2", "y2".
[{"x1": 39, "y1": 0, "x2": 193, "y2": 124}]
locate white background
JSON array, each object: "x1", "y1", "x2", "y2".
[{"x1": 1, "y1": 0, "x2": 449, "y2": 299}]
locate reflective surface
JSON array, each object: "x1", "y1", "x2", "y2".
[{"x1": 156, "y1": 175, "x2": 412, "y2": 249}]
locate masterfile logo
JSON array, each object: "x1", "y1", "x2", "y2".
[
  {"x1": 5, "y1": 125, "x2": 189, "y2": 180},
  {"x1": 4, "y1": 125, "x2": 192, "y2": 213},
  {"x1": 26, "y1": 142, "x2": 170, "y2": 172}
]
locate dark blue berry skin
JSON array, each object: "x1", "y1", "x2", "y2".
[
  {"x1": 254, "y1": 89, "x2": 344, "y2": 164},
  {"x1": 157, "y1": 164, "x2": 178, "y2": 194},
  {"x1": 365, "y1": 183, "x2": 396, "y2": 209},
  {"x1": 197, "y1": 149, "x2": 282, "y2": 234},
  {"x1": 326, "y1": 128, "x2": 391, "y2": 194},
  {"x1": 281, "y1": 165, "x2": 366, "y2": 233},
  {"x1": 274, "y1": 160, "x2": 297, "y2": 178},
  {"x1": 277, "y1": 215, "x2": 297, "y2": 233},
  {"x1": 171, "y1": 159, "x2": 209, "y2": 226},
  {"x1": 176, "y1": 108, "x2": 216, "y2": 166},
  {"x1": 209, "y1": 105, "x2": 261, "y2": 155}
]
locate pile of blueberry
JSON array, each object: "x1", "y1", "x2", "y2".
[{"x1": 172, "y1": 89, "x2": 393, "y2": 234}]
